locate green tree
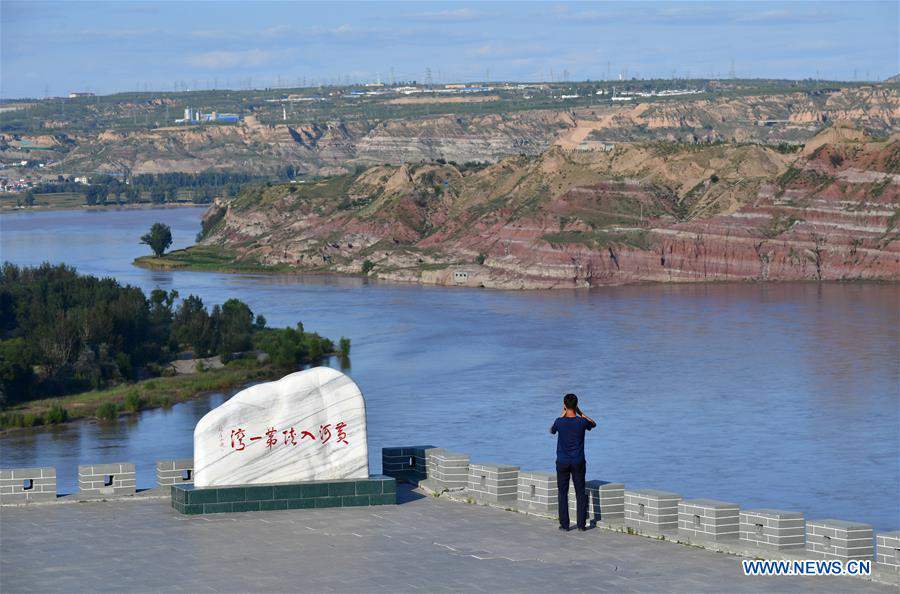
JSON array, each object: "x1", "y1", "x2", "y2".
[
  {"x1": 218, "y1": 298, "x2": 254, "y2": 356},
  {"x1": 172, "y1": 295, "x2": 212, "y2": 355},
  {"x1": 254, "y1": 326, "x2": 308, "y2": 367},
  {"x1": 140, "y1": 223, "x2": 173, "y2": 257}
]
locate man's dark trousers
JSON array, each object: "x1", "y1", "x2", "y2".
[{"x1": 556, "y1": 460, "x2": 587, "y2": 529}]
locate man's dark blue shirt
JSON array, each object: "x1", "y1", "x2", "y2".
[{"x1": 550, "y1": 416, "x2": 596, "y2": 464}]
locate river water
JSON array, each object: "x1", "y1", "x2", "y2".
[{"x1": 1, "y1": 208, "x2": 898, "y2": 530}]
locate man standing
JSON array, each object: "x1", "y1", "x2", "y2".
[{"x1": 550, "y1": 393, "x2": 597, "y2": 531}]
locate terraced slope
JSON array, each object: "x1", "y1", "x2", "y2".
[{"x1": 146, "y1": 128, "x2": 899, "y2": 289}]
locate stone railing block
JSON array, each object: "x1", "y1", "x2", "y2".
[
  {"x1": 678, "y1": 498, "x2": 740, "y2": 541},
  {"x1": 518, "y1": 471, "x2": 557, "y2": 513},
  {"x1": 625, "y1": 488, "x2": 682, "y2": 534},
  {"x1": 570, "y1": 480, "x2": 625, "y2": 523},
  {"x1": 739, "y1": 509, "x2": 805, "y2": 550},
  {"x1": 876, "y1": 531, "x2": 900, "y2": 573},
  {"x1": 426, "y1": 449, "x2": 469, "y2": 491},
  {"x1": 468, "y1": 462, "x2": 519, "y2": 504},
  {"x1": 382, "y1": 446, "x2": 434, "y2": 481},
  {"x1": 806, "y1": 519, "x2": 874, "y2": 561},
  {"x1": 0, "y1": 467, "x2": 57, "y2": 504},
  {"x1": 77, "y1": 462, "x2": 136, "y2": 498},
  {"x1": 156, "y1": 459, "x2": 194, "y2": 487}
]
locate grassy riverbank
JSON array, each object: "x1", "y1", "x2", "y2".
[
  {"x1": 134, "y1": 245, "x2": 297, "y2": 273},
  {"x1": 0, "y1": 359, "x2": 280, "y2": 431}
]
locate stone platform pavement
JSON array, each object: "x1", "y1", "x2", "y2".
[{"x1": 1, "y1": 486, "x2": 896, "y2": 594}]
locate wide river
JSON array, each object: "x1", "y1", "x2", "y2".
[{"x1": 1, "y1": 208, "x2": 898, "y2": 530}]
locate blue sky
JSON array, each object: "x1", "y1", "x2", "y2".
[{"x1": 1, "y1": 1, "x2": 897, "y2": 98}]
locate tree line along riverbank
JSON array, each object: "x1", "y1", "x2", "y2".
[{"x1": 0, "y1": 262, "x2": 350, "y2": 430}]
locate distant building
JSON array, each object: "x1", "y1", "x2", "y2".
[
  {"x1": 68, "y1": 92, "x2": 95, "y2": 98},
  {"x1": 176, "y1": 107, "x2": 240, "y2": 124}
]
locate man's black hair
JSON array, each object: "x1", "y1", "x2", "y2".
[{"x1": 563, "y1": 393, "x2": 578, "y2": 410}]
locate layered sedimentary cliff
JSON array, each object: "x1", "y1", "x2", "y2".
[{"x1": 181, "y1": 127, "x2": 898, "y2": 289}]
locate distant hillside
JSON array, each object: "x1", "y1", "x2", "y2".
[
  {"x1": 4, "y1": 86, "x2": 897, "y2": 179},
  {"x1": 140, "y1": 127, "x2": 900, "y2": 288}
]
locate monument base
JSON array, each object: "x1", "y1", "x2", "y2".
[{"x1": 171, "y1": 475, "x2": 396, "y2": 515}]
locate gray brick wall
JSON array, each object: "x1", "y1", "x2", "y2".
[
  {"x1": 156, "y1": 459, "x2": 194, "y2": 487},
  {"x1": 518, "y1": 471, "x2": 557, "y2": 513},
  {"x1": 678, "y1": 498, "x2": 740, "y2": 542},
  {"x1": 876, "y1": 531, "x2": 900, "y2": 572},
  {"x1": 568, "y1": 480, "x2": 625, "y2": 523},
  {"x1": 467, "y1": 463, "x2": 519, "y2": 504},
  {"x1": 0, "y1": 467, "x2": 56, "y2": 504},
  {"x1": 739, "y1": 509, "x2": 805, "y2": 550},
  {"x1": 806, "y1": 519, "x2": 874, "y2": 561},
  {"x1": 78, "y1": 462, "x2": 136, "y2": 498},
  {"x1": 425, "y1": 449, "x2": 469, "y2": 491},
  {"x1": 625, "y1": 488, "x2": 682, "y2": 534}
]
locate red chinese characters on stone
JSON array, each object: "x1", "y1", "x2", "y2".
[
  {"x1": 336, "y1": 422, "x2": 348, "y2": 445},
  {"x1": 230, "y1": 428, "x2": 247, "y2": 451},
  {"x1": 227, "y1": 422, "x2": 350, "y2": 451},
  {"x1": 265, "y1": 427, "x2": 278, "y2": 449}
]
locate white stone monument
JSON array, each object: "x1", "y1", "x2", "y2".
[{"x1": 193, "y1": 367, "x2": 368, "y2": 487}]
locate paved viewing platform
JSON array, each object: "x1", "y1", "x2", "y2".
[{"x1": 2, "y1": 485, "x2": 896, "y2": 593}]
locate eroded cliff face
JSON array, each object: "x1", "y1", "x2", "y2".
[{"x1": 190, "y1": 127, "x2": 898, "y2": 289}]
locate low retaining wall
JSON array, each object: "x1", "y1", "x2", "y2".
[
  {"x1": 572, "y1": 480, "x2": 625, "y2": 524},
  {"x1": 156, "y1": 459, "x2": 194, "y2": 487},
  {"x1": 739, "y1": 509, "x2": 805, "y2": 550},
  {"x1": 0, "y1": 467, "x2": 56, "y2": 504},
  {"x1": 78, "y1": 463, "x2": 135, "y2": 498},
  {"x1": 385, "y1": 445, "x2": 898, "y2": 577}
]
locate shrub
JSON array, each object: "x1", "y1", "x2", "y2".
[
  {"x1": 475, "y1": 253, "x2": 486, "y2": 265},
  {"x1": 362, "y1": 260, "x2": 375, "y2": 274},
  {"x1": 339, "y1": 337, "x2": 351, "y2": 358},
  {"x1": 95, "y1": 401, "x2": 119, "y2": 421},
  {"x1": 123, "y1": 390, "x2": 143, "y2": 413},
  {"x1": 44, "y1": 401, "x2": 69, "y2": 424}
]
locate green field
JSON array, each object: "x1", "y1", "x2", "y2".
[{"x1": 0, "y1": 191, "x2": 85, "y2": 210}]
